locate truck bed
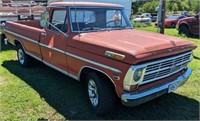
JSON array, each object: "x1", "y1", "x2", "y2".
[
  {"x1": 5, "y1": 20, "x2": 43, "y2": 42},
  {"x1": 4, "y1": 20, "x2": 44, "y2": 59}
]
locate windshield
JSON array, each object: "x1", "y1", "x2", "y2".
[{"x1": 70, "y1": 7, "x2": 133, "y2": 32}]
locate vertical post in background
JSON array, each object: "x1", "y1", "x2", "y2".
[
  {"x1": 160, "y1": 0, "x2": 166, "y2": 34},
  {"x1": 0, "y1": 34, "x2": 1, "y2": 52},
  {"x1": 0, "y1": 23, "x2": 5, "y2": 52}
]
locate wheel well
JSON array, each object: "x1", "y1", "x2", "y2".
[
  {"x1": 80, "y1": 67, "x2": 119, "y2": 97},
  {"x1": 14, "y1": 40, "x2": 21, "y2": 46}
]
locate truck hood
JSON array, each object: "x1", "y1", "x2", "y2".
[{"x1": 71, "y1": 29, "x2": 196, "y2": 64}]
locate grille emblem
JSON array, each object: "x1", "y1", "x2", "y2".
[{"x1": 170, "y1": 64, "x2": 177, "y2": 72}]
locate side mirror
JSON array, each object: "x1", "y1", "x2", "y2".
[{"x1": 40, "y1": 11, "x2": 49, "y2": 28}]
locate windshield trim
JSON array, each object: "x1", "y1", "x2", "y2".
[{"x1": 69, "y1": 6, "x2": 133, "y2": 33}]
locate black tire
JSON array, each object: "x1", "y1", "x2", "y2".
[
  {"x1": 0, "y1": 34, "x2": 5, "y2": 41},
  {"x1": 179, "y1": 25, "x2": 190, "y2": 36},
  {"x1": 86, "y1": 71, "x2": 117, "y2": 115},
  {"x1": 17, "y1": 44, "x2": 31, "y2": 67},
  {"x1": 171, "y1": 23, "x2": 176, "y2": 28}
]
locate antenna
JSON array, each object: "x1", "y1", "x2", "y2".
[{"x1": 73, "y1": 0, "x2": 81, "y2": 38}]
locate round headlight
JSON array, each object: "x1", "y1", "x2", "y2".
[{"x1": 133, "y1": 68, "x2": 143, "y2": 82}]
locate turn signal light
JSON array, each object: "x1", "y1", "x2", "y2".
[
  {"x1": 105, "y1": 51, "x2": 125, "y2": 60},
  {"x1": 130, "y1": 84, "x2": 138, "y2": 90}
]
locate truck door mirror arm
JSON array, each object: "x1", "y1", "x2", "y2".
[{"x1": 47, "y1": 22, "x2": 69, "y2": 38}]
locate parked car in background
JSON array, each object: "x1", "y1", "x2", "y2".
[
  {"x1": 155, "y1": 15, "x2": 186, "y2": 28},
  {"x1": 177, "y1": 13, "x2": 199, "y2": 36},
  {"x1": 141, "y1": 13, "x2": 157, "y2": 22},
  {"x1": 142, "y1": 13, "x2": 152, "y2": 18},
  {"x1": 133, "y1": 15, "x2": 151, "y2": 24}
]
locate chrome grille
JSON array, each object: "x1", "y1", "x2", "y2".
[{"x1": 141, "y1": 51, "x2": 192, "y2": 85}]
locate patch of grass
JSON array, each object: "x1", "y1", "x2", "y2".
[{"x1": 0, "y1": 28, "x2": 199, "y2": 120}]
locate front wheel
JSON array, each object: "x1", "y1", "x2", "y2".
[
  {"x1": 86, "y1": 72, "x2": 117, "y2": 115},
  {"x1": 17, "y1": 44, "x2": 31, "y2": 67}
]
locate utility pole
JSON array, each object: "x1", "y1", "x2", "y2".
[
  {"x1": 0, "y1": 35, "x2": 1, "y2": 52},
  {"x1": 156, "y1": 0, "x2": 166, "y2": 34},
  {"x1": 160, "y1": 0, "x2": 166, "y2": 34}
]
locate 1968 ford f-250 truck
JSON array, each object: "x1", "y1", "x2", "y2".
[{"x1": 2, "y1": 2, "x2": 197, "y2": 115}]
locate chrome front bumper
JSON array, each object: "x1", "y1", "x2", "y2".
[{"x1": 121, "y1": 68, "x2": 192, "y2": 106}]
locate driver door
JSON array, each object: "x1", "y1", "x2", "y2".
[{"x1": 40, "y1": 9, "x2": 69, "y2": 72}]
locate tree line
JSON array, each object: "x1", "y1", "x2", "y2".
[{"x1": 132, "y1": 0, "x2": 200, "y2": 15}]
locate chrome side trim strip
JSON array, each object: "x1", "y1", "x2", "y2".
[
  {"x1": 4, "y1": 29, "x2": 38, "y2": 44},
  {"x1": 39, "y1": 43, "x2": 65, "y2": 54},
  {"x1": 6, "y1": 30, "x2": 122, "y2": 73},
  {"x1": 65, "y1": 51, "x2": 122, "y2": 73},
  {"x1": 40, "y1": 43, "x2": 122, "y2": 73},
  {"x1": 26, "y1": 51, "x2": 42, "y2": 62},
  {"x1": 43, "y1": 61, "x2": 78, "y2": 80},
  {"x1": 14, "y1": 40, "x2": 42, "y2": 61},
  {"x1": 14, "y1": 40, "x2": 78, "y2": 81}
]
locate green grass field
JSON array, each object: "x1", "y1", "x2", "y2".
[{"x1": 0, "y1": 27, "x2": 199, "y2": 120}]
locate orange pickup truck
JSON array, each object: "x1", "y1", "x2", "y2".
[{"x1": 2, "y1": 2, "x2": 197, "y2": 115}]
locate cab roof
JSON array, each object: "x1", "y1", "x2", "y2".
[{"x1": 49, "y1": 2, "x2": 124, "y2": 8}]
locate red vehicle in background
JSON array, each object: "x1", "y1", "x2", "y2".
[
  {"x1": 177, "y1": 14, "x2": 199, "y2": 37},
  {"x1": 155, "y1": 15, "x2": 186, "y2": 28}
]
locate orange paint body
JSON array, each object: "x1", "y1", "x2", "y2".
[{"x1": 4, "y1": 2, "x2": 197, "y2": 99}]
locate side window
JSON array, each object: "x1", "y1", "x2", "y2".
[{"x1": 50, "y1": 10, "x2": 68, "y2": 32}]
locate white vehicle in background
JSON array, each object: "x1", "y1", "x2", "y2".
[
  {"x1": 133, "y1": 15, "x2": 152, "y2": 24},
  {"x1": 47, "y1": 0, "x2": 134, "y2": 19},
  {"x1": 142, "y1": 13, "x2": 152, "y2": 18}
]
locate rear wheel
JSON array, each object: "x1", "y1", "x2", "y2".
[
  {"x1": 86, "y1": 71, "x2": 117, "y2": 115},
  {"x1": 17, "y1": 44, "x2": 31, "y2": 67},
  {"x1": 179, "y1": 25, "x2": 190, "y2": 36}
]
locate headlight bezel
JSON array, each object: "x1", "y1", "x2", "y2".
[{"x1": 123, "y1": 65, "x2": 146, "y2": 91}]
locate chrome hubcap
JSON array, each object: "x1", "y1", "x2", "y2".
[
  {"x1": 18, "y1": 49, "x2": 24, "y2": 64},
  {"x1": 88, "y1": 79, "x2": 98, "y2": 107}
]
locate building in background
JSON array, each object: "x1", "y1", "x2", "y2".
[{"x1": 47, "y1": 0, "x2": 134, "y2": 19}]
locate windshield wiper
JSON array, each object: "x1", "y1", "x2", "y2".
[
  {"x1": 115, "y1": 26, "x2": 133, "y2": 30},
  {"x1": 82, "y1": 27, "x2": 101, "y2": 31}
]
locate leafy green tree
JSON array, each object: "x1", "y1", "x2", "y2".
[
  {"x1": 172, "y1": 3, "x2": 178, "y2": 13},
  {"x1": 132, "y1": 0, "x2": 144, "y2": 14},
  {"x1": 132, "y1": 0, "x2": 199, "y2": 15}
]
